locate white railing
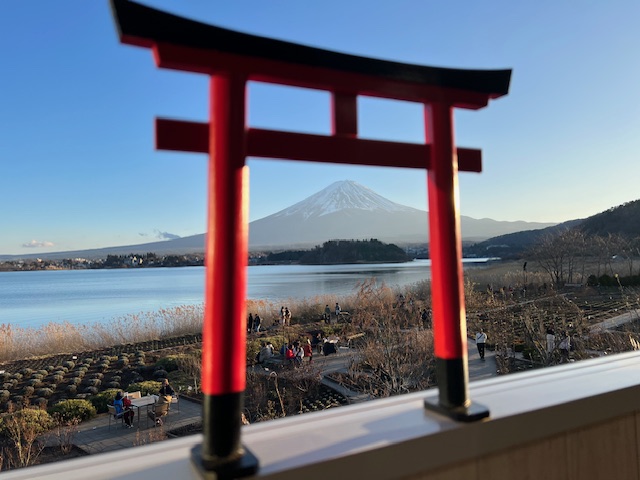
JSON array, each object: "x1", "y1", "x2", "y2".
[{"x1": 5, "y1": 350, "x2": 640, "y2": 479}]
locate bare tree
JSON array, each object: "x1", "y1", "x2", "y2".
[
  {"x1": 529, "y1": 229, "x2": 588, "y2": 286},
  {"x1": 348, "y1": 280, "x2": 435, "y2": 397}
]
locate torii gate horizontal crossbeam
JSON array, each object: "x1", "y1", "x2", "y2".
[{"x1": 155, "y1": 118, "x2": 481, "y2": 172}]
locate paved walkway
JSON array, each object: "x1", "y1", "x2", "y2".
[
  {"x1": 53, "y1": 396, "x2": 202, "y2": 455},
  {"x1": 589, "y1": 308, "x2": 640, "y2": 332},
  {"x1": 467, "y1": 338, "x2": 499, "y2": 381}
]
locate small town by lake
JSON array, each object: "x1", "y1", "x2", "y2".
[{"x1": 0, "y1": 259, "x2": 496, "y2": 329}]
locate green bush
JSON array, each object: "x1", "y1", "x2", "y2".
[
  {"x1": 36, "y1": 388, "x2": 53, "y2": 398},
  {"x1": 126, "y1": 380, "x2": 161, "y2": 396},
  {"x1": 49, "y1": 399, "x2": 96, "y2": 422},
  {"x1": 0, "y1": 408, "x2": 54, "y2": 436},
  {"x1": 89, "y1": 389, "x2": 119, "y2": 414},
  {"x1": 83, "y1": 378, "x2": 101, "y2": 387},
  {"x1": 247, "y1": 339, "x2": 261, "y2": 365},
  {"x1": 62, "y1": 361, "x2": 76, "y2": 369},
  {"x1": 154, "y1": 355, "x2": 182, "y2": 372},
  {"x1": 22, "y1": 386, "x2": 35, "y2": 396},
  {"x1": 83, "y1": 386, "x2": 99, "y2": 395},
  {"x1": 116, "y1": 357, "x2": 130, "y2": 367}
]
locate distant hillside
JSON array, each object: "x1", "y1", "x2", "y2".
[
  {"x1": 578, "y1": 199, "x2": 640, "y2": 237},
  {"x1": 464, "y1": 220, "x2": 583, "y2": 259},
  {"x1": 465, "y1": 198, "x2": 640, "y2": 259}
]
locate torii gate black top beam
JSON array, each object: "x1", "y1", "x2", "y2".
[
  {"x1": 112, "y1": 0, "x2": 509, "y2": 107},
  {"x1": 110, "y1": 0, "x2": 511, "y2": 477}
]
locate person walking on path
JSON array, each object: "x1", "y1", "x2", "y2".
[
  {"x1": 284, "y1": 307, "x2": 292, "y2": 326},
  {"x1": 247, "y1": 313, "x2": 254, "y2": 334},
  {"x1": 254, "y1": 314, "x2": 262, "y2": 333},
  {"x1": 303, "y1": 339, "x2": 313, "y2": 364},
  {"x1": 476, "y1": 329, "x2": 487, "y2": 360},
  {"x1": 335, "y1": 303, "x2": 341, "y2": 322}
]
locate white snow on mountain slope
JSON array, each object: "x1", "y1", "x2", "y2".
[{"x1": 272, "y1": 180, "x2": 422, "y2": 220}]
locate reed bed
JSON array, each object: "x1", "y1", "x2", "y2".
[{"x1": 0, "y1": 304, "x2": 205, "y2": 363}]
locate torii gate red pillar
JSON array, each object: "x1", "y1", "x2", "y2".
[{"x1": 111, "y1": 0, "x2": 510, "y2": 476}]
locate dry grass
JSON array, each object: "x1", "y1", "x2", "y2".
[{"x1": 0, "y1": 304, "x2": 204, "y2": 363}]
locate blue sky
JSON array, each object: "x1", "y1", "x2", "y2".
[{"x1": 1, "y1": 1, "x2": 639, "y2": 256}]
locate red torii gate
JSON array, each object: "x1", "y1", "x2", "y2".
[{"x1": 111, "y1": 1, "x2": 511, "y2": 477}]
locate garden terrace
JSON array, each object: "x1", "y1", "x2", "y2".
[{"x1": 5, "y1": 351, "x2": 640, "y2": 479}]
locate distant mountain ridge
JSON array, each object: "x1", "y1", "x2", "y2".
[
  {"x1": 464, "y1": 199, "x2": 640, "y2": 259},
  {"x1": 248, "y1": 180, "x2": 555, "y2": 249},
  {"x1": 2, "y1": 180, "x2": 557, "y2": 260}
]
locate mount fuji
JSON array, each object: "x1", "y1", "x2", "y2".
[
  {"x1": 0, "y1": 180, "x2": 554, "y2": 260},
  {"x1": 248, "y1": 180, "x2": 555, "y2": 249}
]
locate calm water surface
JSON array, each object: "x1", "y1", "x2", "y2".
[{"x1": 0, "y1": 260, "x2": 491, "y2": 328}]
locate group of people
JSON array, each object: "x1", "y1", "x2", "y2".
[
  {"x1": 247, "y1": 313, "x2": 262, "y2": 333},
  {"x1": 282, "y1": 340, "x2": 313, "y2": 367},
  {"x1": 323, "y1": 303, "x2": 342, "y2": 324},
  {"x1": 476, "y1": 325, "x2": 573, "y2": 362},
  {"x1": 280, "y1": 306, "x2": 292, "y2": 326},
  {"x1": 113, "y1": 378, "x2": 175, "y2": 428}
]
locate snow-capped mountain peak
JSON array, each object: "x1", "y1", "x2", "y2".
[{"x1": 272, "y1": 180, "x2": 420, "y2": 220}]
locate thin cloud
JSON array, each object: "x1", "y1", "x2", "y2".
[
  {"x1": 22, "y1": 240, "x2": 54, "y2": 248},
  {"x1": 154, "y1": 230, "x2": 181, "y2": 241}
]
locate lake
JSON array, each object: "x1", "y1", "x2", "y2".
[{"x1": 0, "y1": 260, "x2": 494, "y2": 329}]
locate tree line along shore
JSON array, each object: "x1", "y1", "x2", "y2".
[{"x1": 0, "y1": 239, "x2": 413, "y2": 272}]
